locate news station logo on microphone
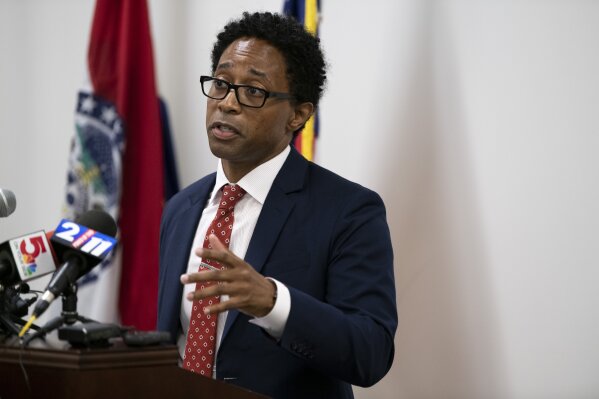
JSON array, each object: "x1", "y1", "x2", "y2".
[
  {"x1": 8, "y1": 231, "x2": 55, "y2": 281},
  {"x1": 52, "y1": 219, "x2": 117, "y2": 261}
]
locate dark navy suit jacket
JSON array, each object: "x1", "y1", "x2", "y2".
[{"x1": 157, "y1": 147, "x2": 397, "y2": 398}]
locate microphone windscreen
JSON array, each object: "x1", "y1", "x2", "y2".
[
  {"x1": 0, "y1": 188, "x2": 16, "y2": 217},
  {"x1": 76, "y1": 210, "x2": 117, "y2": 237}
]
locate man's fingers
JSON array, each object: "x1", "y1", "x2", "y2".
[
  {"x1": 181, "y1": 270, "x2": 225, "y2": 284},
  {"x1": 185, "y1": 280, "x2": 249, "y2": 300},
  {"x1": 202, "y1": 298, "x2": 241, "y2": 315},
  {"x1": 185, "y1": 283, "x2": 223, "y2": 301},
  {"x1": 181, "y1": 233, "x2": 273, "y2": 317},
  {"x1": 184, "y1": 283, "x2": 247, "y2": 316},
  {"x1": 194, "y1": 233, "x2": 227, "y2": 257},
  {"x1": 208, "y1": 233, "x2": 227, "y2": 251},
  {"x1": 197, "y1": 248, "x2": 233, "y2": 265},
  {"x1": 195, "y1": 234, "x2": 242, "y2": 265}
]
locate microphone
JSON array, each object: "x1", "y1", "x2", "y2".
[
  {"x1": 0, "y1": 188, "x2": 16, "y2": 217},
  {"x1": 4, "y1": 284, "x2": 37, "y2": 318},
  {"x1": 0, "y1": 230, "x2": 56, "y2": 286},
  {"x1": 31, "y1": 210, "x2": 118, "y2": 319}
]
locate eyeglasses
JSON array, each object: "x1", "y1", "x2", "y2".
[{"x1": 200, "y1": 76, "x2": 293, "y2": 108}]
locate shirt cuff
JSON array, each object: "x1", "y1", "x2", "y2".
[{"x1": 248, "y1": 278, "x2": 290, "y2": 340}]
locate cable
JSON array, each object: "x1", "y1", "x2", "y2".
[{"x1": 18, "y1": 340, "x2": 32, "y2": 394}]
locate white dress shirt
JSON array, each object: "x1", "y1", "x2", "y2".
[{"x1": 178, "y1": 146, "x2": 292, "y2": 376}]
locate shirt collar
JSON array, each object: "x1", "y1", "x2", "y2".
[{"x1": 211, "y1": 145, "x2": 291, "y2": 205}]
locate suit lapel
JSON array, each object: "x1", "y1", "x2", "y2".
[
  {"x1": 161, "y1": 175, "x2": 215, "y2": 329},
  {"x1": 221, "y1": 148, "x2": 308, "y2": 341},
  {"x1": 173, "y1": 176, "x2": 216, "y2": 273}
]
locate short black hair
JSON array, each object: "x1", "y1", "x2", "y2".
[{"x1": 211, "y1": 11, "x2": 327, "y2": 110}]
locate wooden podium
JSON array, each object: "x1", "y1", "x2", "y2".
[{"x1": 0, "y1": 338, "x2": 267, "y2": 399}]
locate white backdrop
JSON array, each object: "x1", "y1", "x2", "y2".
[{"x1": 1, "y1": 1, "x2": 598, "y2": 398}]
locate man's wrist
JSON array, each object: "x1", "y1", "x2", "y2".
[
  {"x1": 268, "y1": 278, "x2": 278, "y2": 310},
  {"x1": 249, "y1": 278, "x2": 291, "y2": 339}
]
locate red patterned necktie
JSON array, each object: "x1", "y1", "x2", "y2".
[{"x1": 183, "y1": 184, "x2": 246, "y2": 377}]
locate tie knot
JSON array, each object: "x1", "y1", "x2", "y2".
[{"x1": 219, "y1": 184, "x2": 246, "y2": 210}]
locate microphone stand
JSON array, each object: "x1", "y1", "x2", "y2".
[
  {"x1": 58, "y1": 282, "x2": 95, "y2": 326},
  {"x1": 17, "y1": 283, "x2": 169, "y2": 348},
  {"x1": 22, "y1": 282, "x2": 97, "y2": 346}
]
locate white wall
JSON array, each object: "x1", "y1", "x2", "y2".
[{"x1": 1, "y1": 1, "x2": 598, "y2": 398}]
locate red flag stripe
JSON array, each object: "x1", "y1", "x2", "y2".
[{"x1": 88, "y1": 0, "x2": 163, "y2": 330}]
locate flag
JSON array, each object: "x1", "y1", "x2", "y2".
[
  {"x1": 64, "y1": 91, "x2": 124, "y2": 325},
  {"x1": 63, "y1": 0, "x2": 174, "y2": 330},
  {"x1": 283, "y1": 0, "x2": 321, "y2": 161}
]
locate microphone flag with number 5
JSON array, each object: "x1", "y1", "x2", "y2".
[{"x1": 0, "y1": 231, "x2": 56, "y2": 286}]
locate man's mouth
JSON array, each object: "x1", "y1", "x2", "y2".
[{"x1": 209, "y1": 122, "x2": 240, "y2": 140}]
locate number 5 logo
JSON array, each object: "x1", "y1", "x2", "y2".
[{"x1": 20, "y1": 236, "x2": 47, "y2": 259}]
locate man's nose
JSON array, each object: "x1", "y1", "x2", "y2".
[{"x1": 218, "y1": 88, "x2": 241, "y2": 112}]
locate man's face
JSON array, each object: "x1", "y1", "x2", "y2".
[{"x1": 206, "y1": 38, "x2": 297, "y2": 180}]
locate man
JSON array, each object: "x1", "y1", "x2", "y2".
[{"x1": 157, "y1": 11, "x2": 397, "y2": 399}]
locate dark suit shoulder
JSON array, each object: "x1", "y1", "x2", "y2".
[
  {"x1": 164, "y1": 173, "x2": 216, "y2": 211},
  {"x1": 304, "y1": 161, "x2": 384, "y2": 206},
  {"x1": 161, "y1": 173, "x2": 216, "y2": 235}
]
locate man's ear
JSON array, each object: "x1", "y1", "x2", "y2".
[{"x1": 287, "y1": 102, "x2": 314, "y2": 133}]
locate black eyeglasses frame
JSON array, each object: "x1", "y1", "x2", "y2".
[{"x1": 200, "y1": 75, "x2": 294, "y2": 108}]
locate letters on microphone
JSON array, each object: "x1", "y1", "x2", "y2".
[{"x1": 52, "y1": 219, "x2": 117, "y2": 259}]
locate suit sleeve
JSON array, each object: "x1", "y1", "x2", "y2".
[{"x1": 278, "y1": 188, "x2": 397, "y2": 387}]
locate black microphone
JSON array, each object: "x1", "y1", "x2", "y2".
[
  {"x1": 0, "y1": 188, "x2": 16, "y2": 217},
  {"x1": 0, "y1": 230, "x2": 57, "y2": 286},
  {"x1": 4, "y1": 284, "x2": 37, "y2": 318},
  {"x1": 32, "y1": 210, "x2": 118, "y2": 318}
]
